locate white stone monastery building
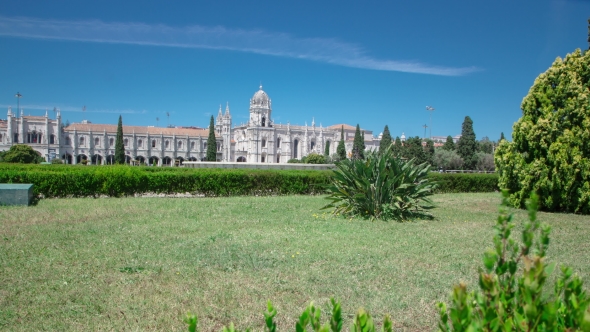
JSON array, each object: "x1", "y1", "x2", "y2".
[{"x1": 0, "y1": 86, "x2": 381, "y2": 165}]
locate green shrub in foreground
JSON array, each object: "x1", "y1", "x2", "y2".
[
  {"x1": 183, "y1": 193, "x2": 590, "y2": 331},
  {"x1": 323, "y1": 148, "x2": 437, "y2": 221},
  {"x1": 428, "y1": 172, "x2": 499, "y2": 193}
]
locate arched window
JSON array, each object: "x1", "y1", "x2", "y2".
[
  {"x1": 293, "y1": 139, "x2": 299, "y2": 159},
  {"x1": 217, "y1": 142, "x2": 221, "y2": 151},
  {"x1": 191, "y1": 141, "x2": 195, "y2": 150},
  {"x1": 261, "y1": 116, "x2": 266, "y2": 127},
  {"x1": 94, "y1": 137, "x2": 100, "y2": 146},
  {"x1": 124, "y1": 138, "x2": 128, "y2": 146},
  {"x1": 138, "y1": 139, "x2": 143, "y2": 148},
  {"x1": 109, "y1": 138, "x2": 114, "y2": 147},
  {"x1": 152, "y1": 140, "x2": 156, "y2": 148},
  {"x1": 310, "y1": 140, "x2": 316, "y2": 151},
  {"x1": 79, "y1": 136, "x2": 85, "y2": 146},
  {"x1": 203, "y1": 142, "x2": 207, "y2": 150},
  {"x1": 65, "y1": 137, "x2": 71, "y2": 145},
  {"x1": 277, "y1": 137, "x2": 281, "y2": 148},
  {"x1": 178, "y1": 140, "x2": 183, "y2": 149},
  {"x1": 165, "y1": 140, "x2": 170, "y2": 149},
  {"x1": 262, "y1": 138, "x2": 266, "y2": 148},
  {"x1": 0, "y1": 133, "x2": 2, "y2": 142}
]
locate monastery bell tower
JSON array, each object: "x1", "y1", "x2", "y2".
[{"x1": 249, "y1": 85, "x2": 272, "y2": 127}]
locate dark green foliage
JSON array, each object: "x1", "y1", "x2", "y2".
[
  {"x1": 337, "y1": 126, "x2": 347, "y2": 161},
  {"x1": 438, "y1": 193, "x2": 590, "y2": 331},
  {"x1": 478, "y1": 138, "x2": 493, "y2": 154},
  {"x1": 115, "y1": 115, "x2": 125, "y2": 164},
  {"x1": 391, "y1": 137, "x2": 402, "y2": 157},
  {"x1": 428, "y1": 173, "x2": 499, "y2": 193},
  {"x1": 442, "y1": 135, "x2": 455, "y2": 151},
  {"x1": 305, "y1": 153, "x2": 327, "y2": 164},
  {"x1": 352, "y1": 124, "x2": 364, "y2": 160},
  {"x1": 457, "y1": 116, "x2": 477, "y2": 169},
  {"x1": 378, "y1": 125, "x2": 392, "y2": 155},
  {"x1": 324, "y1": 140, "x2": 330, "y2": 156},
  {"x1": 401, "y1": 136, "x2": 429, "y2": 165},
  {"x1": 1, "y1": 144, "x2": 43, "y2": 164},
  {"x1": 323, "y1": 148, "x2": 436, "y2": 221},
  {"x1": 424, "y1": 139, "x2": 435, "y2": 165},
  {"x1": 50, "y1": 158, "x2": 63, "y2": 164},
  {"x1": 287, "y1": 158, "x2": 301, "y2": 163},
  {"x1": 495, "y1": 49, "x2": 590, "y2": 214},
  {"x1": 0, "y1": 164, "x2": 331, "y2": 197},
  {"x1": 500, "y1": 132, "x2": 505, "y2": 141},
  {"x1": 206, "y1": 116, "x2": 217, "y2": 162}
]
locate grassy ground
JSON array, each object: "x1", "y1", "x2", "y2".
[{"x1": 1, "y1": 193, "x2": 589, "y2": 331}]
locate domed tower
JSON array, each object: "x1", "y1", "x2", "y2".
[{"x1": 249, "y1": 85, "x2": 272, "y2": 127}]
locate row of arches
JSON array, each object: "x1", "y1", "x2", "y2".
[
  {"x1": 61, "y1": 153, "x2": 201, "y2": 166},
  {"x1": 66, "y1": 136, "x2": 209, "y2": 151}
]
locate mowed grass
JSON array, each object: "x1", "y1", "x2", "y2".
[{"x1": 1, "y1": 193, "x2": 589, "y2": 331}]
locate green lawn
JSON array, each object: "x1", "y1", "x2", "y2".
[{"x1": 1, "y1": 193, "x2": 589, "y2": 331}]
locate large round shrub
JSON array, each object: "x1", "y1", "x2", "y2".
[
  {"x1": 2, "y1": 144, "x2": 43, "y2": 164},
  {"x1": 495, "y1": 49, "x2": 590, "y2": 213}
]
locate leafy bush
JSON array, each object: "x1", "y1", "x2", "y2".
[
  {"x1": 428, "y1": 172, "x2": 499, "y2": 193},
  {"x1": 305, "y1": 153, "x2": 328, "y2": 164},
  {"x1": 495, "y1": 49, "x2": 590, "y2": 214},
  {"x1": 323, "y1": 148, "x2": 436, "y2": 221},
  {"x1": 438, "y1": 193, "x2": 590, "y2": 331},
  {"x1": 1, "y1": 144, "x2": 43, "y2": 164},
  {"x1": 474, "y1": 152, "x2": 495, "y2": 172},
  {"x1": 50, "y1": 158, "x2": 63, "y2": 164},
  {"x1": 433, "y1": 149, "x2": 464, "y2": 170}
]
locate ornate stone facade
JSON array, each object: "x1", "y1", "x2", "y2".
[{"x1": 0, "y1": 86, "x2": 381, "y2": 165}]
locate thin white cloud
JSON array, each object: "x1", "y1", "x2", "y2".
[
  {"x1": 0, "y1": 16, "x2": 479, "y2": 76},
  {"x1": 0, "y1": 104, "x2": 143, "y2": 114}
]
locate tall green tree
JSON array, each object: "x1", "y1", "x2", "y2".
[
  {"x1": 478, "y1": 138, "x2": 494, "y2": 154},
  {"x1": 442, "y1": 135, "x2": 455, "y2": 151},
  {"x1": 352, "y1": 124, "x2": 364, "y2": 160},
  {"x1": 456, "y1": 116, "x2": 477, "y2": 169},
  {"x1": 324, "y1": 140, "x2": 330, "y2": 156},
  {"x1": 114, "y1": 115, "x2": 125, "y2": 164},
  {"x1": 496, "y1": 48, "x2": 590, "y2": 213},
  {"x1": 401, "y1": 136, "x2": 429, "y2": 164},
  {"x1": 391, "y1": 136, "x2": 402, "y2": 157},
  {"x1": 500, "y1": 132, "x2": 505, "y2": 141},
  {"x1": 378, "y1": 125, "x2": 392, "y2": 154},
  {"x1": 337, "y1": 126, "x2": 347, "y2": 161},
  {"x1": 206, "y1": 115, "x2": 217, "y2": 161}
]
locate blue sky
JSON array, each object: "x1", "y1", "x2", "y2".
[{"x1": 1, "y1": 0, "x2": 589, "y2": 141}]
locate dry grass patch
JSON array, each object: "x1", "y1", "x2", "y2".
[{"x1": 0, "y1": 193, "x2": 589, "y2": 331}]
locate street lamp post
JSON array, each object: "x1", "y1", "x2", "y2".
[
  {"x1": 426, "y1": 106, "x2": 435, "y2": 139},
  {"x1": 422, "y1": 124, "x2": 428, "y2": 140}
]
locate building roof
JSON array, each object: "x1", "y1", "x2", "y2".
[
  {"x1": 327, "y1": 124, "x2": 356, "y2": 131},
  {"x1": 65, "y1": 123, "x2": 215, "y2": 137}
]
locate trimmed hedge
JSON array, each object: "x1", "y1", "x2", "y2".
[
  {"x1": 0, "y1": 164, "x2": 331, "y2": 198},
  {"x1": 0, "y1": 164, "x2": 499, "y2": 198},
  {"x1": 429, "y1": 172, "x2": 499, "y2": 193}
]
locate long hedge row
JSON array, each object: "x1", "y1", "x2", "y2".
[{"x1": 0, "y1": 164, "x2": 499, "y2": 198}]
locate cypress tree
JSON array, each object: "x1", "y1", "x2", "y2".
[
  {"x1": 442, "y1": 135, "x2": 455, "y2": 151},
  {"x1": 337, "y1": 126, "x2": 347, "y2": 160},
  {"x1": 352, "y1": 124, "x2": 364, "y2": 160},
  {"x1": 379, "y1": 125, "x2": 392, "y2": 154},
  {"x1": 391, "y1": 136, "x2": 402, "y2": 157},
  {"x1": 500, "y1": 132, "x2": 505, "y2": 141},
  {"x1": 324, "y1": 140, "x2": 330, "y2": 156},
  {"x1": 457, "y1": 116, "x2": 478, "y2": 169},
  {"x1": 114, "y1": 115, "x2": 125, "y2": 164},
  {"x1": 206, "y1": 115, "x2": 217, "y2": 161}
]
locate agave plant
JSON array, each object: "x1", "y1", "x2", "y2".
[{"x1": 323, "y1": 148, "x2": 437, "y2": 221}]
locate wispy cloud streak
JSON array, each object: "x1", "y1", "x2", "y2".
[
  {"x1": 0, "y1": 104, "x2": 144, "y2": 114},
  {"x1": 0, "y1": 16, "x2": 479, "y2": 76}
]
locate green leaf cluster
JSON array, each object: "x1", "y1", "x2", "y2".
[
  {"x1": 378, "y1": 125, "x2": 392, "y2": 155},
  {"x1": 304, "y1": 153, "x2": 328, "y2": 164},
  {"x1": 352, "y1": 124, "x2": 365, "y2": 160},
  {"x1": 457, "y1": 116, "x2": 478, "y2": 169},
  {"x1": 495, "y1": 49, "x2": 590, "y2": 213},
  {"x1": 438, "y1": 192, "x2": 590, "y2": 331},
  {"x1": 1, "y1": 144, "x2": 44, "y2": 164},
  {"x1": 337, "y1": 127, "x2": 347, "y2": 161},
  {"x1": 323, "y1": 147, "x2": 437, "y2": 221}
]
